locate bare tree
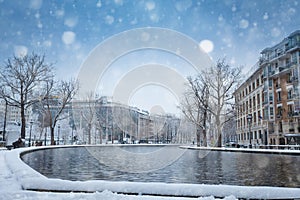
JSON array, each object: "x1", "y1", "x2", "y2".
[
  {"x1": 204, "y1": 59, "x2": 241, "y2": 147},
  {"x1": 181, "y1": 76, "x2": 210, "y2": 146},
  {"x1": 181, "y1": 59, "x2": 241, "y2": 147},
  {"x1": 0, "y1": 53, "x2": 52, "y2": 139},
  {"x1": 41, "y1": 79, "x2": 78, "y2": 145},
  {"x1": 80, "y1": 92, "x2": 97, "y2": 144}
]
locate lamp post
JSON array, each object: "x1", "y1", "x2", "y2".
[
  {"x1": 71, "y1": 126, "x2": 74, "y2": 145},
  {"x1": 57, "y1": 124, "x2": 60, "y2": 145},
  {"x1": 29, "y1": 121, "x2": 33, "y2": 147},
  {"x1": 2, "y1": 100, "x2": 8, "y2": 142},
  {"x1": 247, "y1": 114, "x2": 252, "y2": 148}
]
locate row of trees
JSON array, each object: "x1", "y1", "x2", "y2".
[
  {"x1": 181, "y1": 60, "x2": 241, "y2": 147},
  {"x1": 0, "y1": 52, "x2": 241, "y2": 147},
  {"x1": 0, "y1": 52, "x2": 78, "y2": 145}
]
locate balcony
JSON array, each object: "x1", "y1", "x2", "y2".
[
  {"x1": 276, "y1": 114, "x2": 282, "y2": 119},
  {"x1": 286, "y1": 42, "x2": 300, "y2": 52},
  {"x1": 259, "y1": 57, "x2": 269, "y2": 65},
  {"x1": 293, "y1": 111, "x2": 300, "y2": 117},
  {"x1": 293, "y1": 93, "x2": 300, "y2": 99}
]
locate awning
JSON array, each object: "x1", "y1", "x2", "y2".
[{"x1": 284, "y1": 134, "x2": 300, "y2": 137}]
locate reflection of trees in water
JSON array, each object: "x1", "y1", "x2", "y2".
[
  {"x1": 235, "y1": 152, "x2": 300, "y2": 187},
  {"x1": 22, "y1": 148, "x2": 300, "y2": 187}
]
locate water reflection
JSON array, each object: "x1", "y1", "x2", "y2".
[{"x1": 21, "y1": 146, "x2": 300, "y2": 187}]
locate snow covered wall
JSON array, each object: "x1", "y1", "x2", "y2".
[{"x1": 4, "y1": 146, "x2": 300, "y2": 199}]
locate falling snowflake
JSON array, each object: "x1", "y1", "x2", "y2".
[
  {"x1": 263, "y1": 13, "x2": 269, "y2": 20},
  {"x1": 62, "y1": 31, "x2": 76, "y2": 45},
  {"x1": 105, "y1": 15, "x2": 114, "y2": 25},
  {"x1": 239, "y1": 19, "x2": 249, "y2": 29}
]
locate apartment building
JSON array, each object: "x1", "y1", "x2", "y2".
[
  {"x1": 234, "y1": 65, "x2": 265, "y2": 146},
  {"x1": 70, "y1": 96, "x2": 180, "y2": 144},
  {"x1": 235, "y1": 30, "x2": 300, "y2": 146},
  {"x1": 0, "y1": 100, "x2": 32, "y2": 124}
]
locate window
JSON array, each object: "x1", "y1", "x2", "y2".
[
  {"x1": 287, "y1": 89, "x2": 293, "y2": 100},
  {"x1": 269, "y1": 93, "x2": 273, "y2": 101},
  {"x1": 268, "y1": 79, "x2": 272, "y2": 87},
  {"x1": 270, "y1": 107, "x2": 274, "y2": 116},
  {"x1": 277, "y1": 91, "x2": 281, "y2": 102},
  {"x1": 287, "y1": 73, "x2": 292, "y2": 83},
  {"x1": 264, "y1": 107, "x2": 269, "y2": 119},
  {"x1": 288, "y1": 104, "x2": 293, "y2": 116},
  {"x1": 292, "y1": 52, "x2": 297, "y2": 63},
  {"x1": 277, "y1": 106, "x2": 282, "y2": 116},
  {"x1": 249, "y1": 99, "x2": 252, "y2": 109}
]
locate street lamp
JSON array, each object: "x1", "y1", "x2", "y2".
[
  {"x1": 29, "y1": 121, "x2": 33, "y2": 147},
  {"x1": 57, "y1": 124, "x2": 60, "y2": 145},
  {"x1": 247, "y1": 114, "x2": 252, "y2": 148}
]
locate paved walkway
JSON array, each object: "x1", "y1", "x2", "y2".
[{"x1": 0, "y1": 151, "x2": 22, "y2": 192}]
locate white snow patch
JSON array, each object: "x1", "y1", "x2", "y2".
[
  {"x1": 14, "y1": 45, "x2": 28, "y2": 57},
  {"x1": 239, "y1": 19, "x2": 249, "y2": 29},
  {"x1": 1, "y1": 146, "x2": 300, "y2": 200},
  {"x1": 199, "y1": 40, "x2": 214, "y2": 53},
  {"x1": 62, "y1": 31, "x2": 76, "y2": 45}
]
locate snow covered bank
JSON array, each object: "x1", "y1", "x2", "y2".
[
  {"x1": 4, "y1": 146, "x2": 300, "y2": 199},
  {"x1": 180, "y1": 146, "x2": 300, "y2": 155}
]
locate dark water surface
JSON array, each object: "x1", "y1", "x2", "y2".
[{"x1": 21, "y1": 146, "x2": 300, "y2": 187}]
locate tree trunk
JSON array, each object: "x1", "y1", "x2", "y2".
[
  {"x1": 196, "y1": 125, "x2": 201, "y2": 147},
  {"x1": 202, "y1": 106, "x2": 208, "y2": 147},
  {"x1": 20, "y1": 103, "x2": 26, "y2": 139},
  {"x1": 88, "y1": 123, "x2": 91, "y2": 144},
  {"x1": 99, "y1": 129, "x2": 102, "y2": 144},
  {"x1": 216, "y1": 117, "x2": 222, "y2": 147},
  {"x1": 50, "y1": 126, "x2": 55, "y2": 145}
]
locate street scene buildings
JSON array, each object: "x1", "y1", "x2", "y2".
[
  {"x1": 235, "y1": 30, "x2": 300, "y2": 146},
  {"x1": 0, "y1": 96, "x2": 181, "y2": 145}
]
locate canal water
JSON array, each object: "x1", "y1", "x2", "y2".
[{"x1": 21, "y1": 146, "x2": 300, "y2": 187}]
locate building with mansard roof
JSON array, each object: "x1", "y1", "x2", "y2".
[{"x1": 234, "y1": 30, "x2": 300, "y2": 146}]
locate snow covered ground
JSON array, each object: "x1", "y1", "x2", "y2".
[{"x1": 1, "y1": 146, "x2": 300, "y2": 200}]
